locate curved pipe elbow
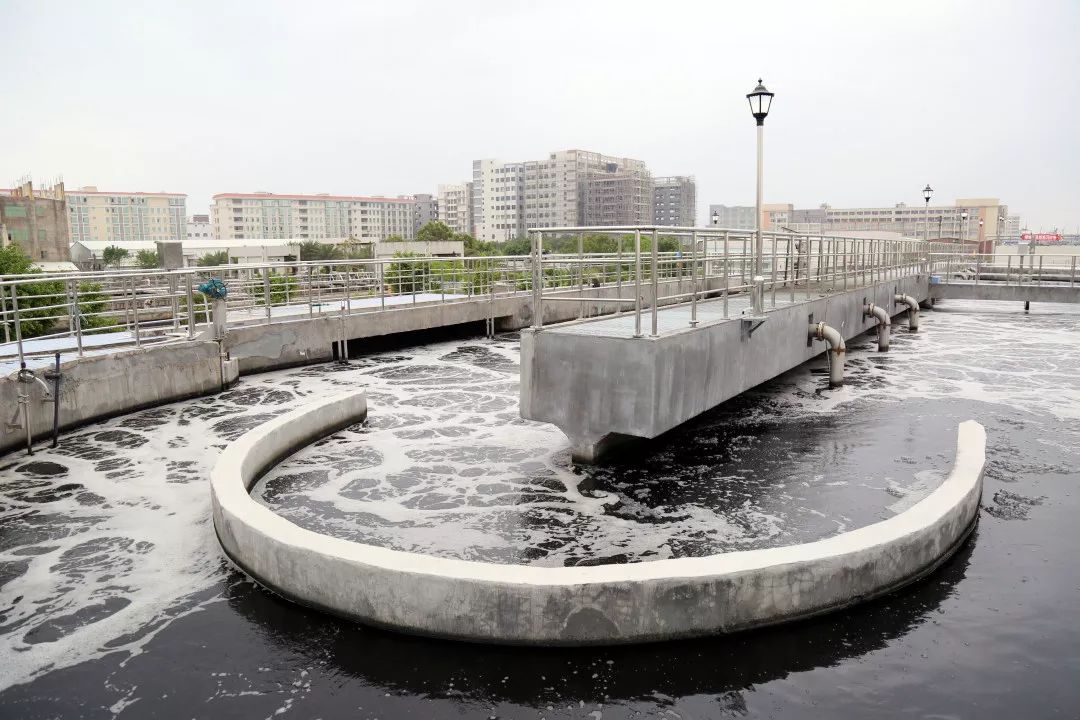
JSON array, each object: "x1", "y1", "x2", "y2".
[
  {"x1": 808, "y1": 322, "x2": 845, "y2": 386},
  {"x1": 864, "y1": 303, "x2": 891, "y2": 351},
  {"x1": 864, "y1": 303, "x2": 890, "y2": 327},
  {"x1": 894, "y1": 294, "x2": 920, "y2": 332}
]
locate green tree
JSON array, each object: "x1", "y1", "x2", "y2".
[
  {"x1": 296, "y1": 241, "x2": 341, "y2": 262},
  {"x1": 416, "y1": 221, "x2": 453, "y2": 242},
  {"x1": 135, "y1": 249, "x2": 159, "y2": 269},
  {"x1": 0, "y1": 245, "x2": 114, "y2": 338},
  {"x1": 384, "y1": 234, "x2": 406, "y2": 242},
  {"x1": 102, "y1": 245, "x2": 130, "y2": 267},
  {"x1": 197, "y1": 250, "x2": 230, "y2": 267}
]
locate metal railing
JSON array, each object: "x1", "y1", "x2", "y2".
[
  {"x1": 0, "y1": 254, "x2": 545, "y2": 367},
  {"x1": 528, "y1": 226, "x2": 930, "y2": 336},
  {"x1": 929, "y1": 249, "x2": 1080, "y2": 287}
]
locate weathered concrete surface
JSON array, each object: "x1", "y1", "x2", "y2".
[
  {"x1": 211, "y1": 391, "x2": 985, "y2": 645},
  {"x1": 1, "y1": 341, "x2": 229, "y2": 455},
  {"x1": 521, "y1": 276, "x2": 928, "y2": 461},
  {"x1": 931, "y1": 282, "x2": 1080, "y2": 304}
]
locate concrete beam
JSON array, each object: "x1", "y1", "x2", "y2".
[{"x1": 521, "y1": 277, "x2": 929, "y2": 462}]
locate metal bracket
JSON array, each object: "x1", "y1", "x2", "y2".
[{"x1": 740, "y1": 315, "x2": 767, "y2": 340}]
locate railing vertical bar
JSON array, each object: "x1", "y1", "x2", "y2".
[
  {"x1": 186, "y1": 273, "x2": 196, "y2": 339},
  {"x1": 650, "y1": 229, "x2": 659, "y2": 337},
  {"x1": 633, "y1": 229, "x2": 642, "y2": 338},
  {"x1": 723, "y1": 231, "x2": 729, "y2": 318},
  {"x1": 690, "y1": 230, "x2": 699, "y2": 326}
]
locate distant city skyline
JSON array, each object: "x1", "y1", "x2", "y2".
[{"x1": 2, "y1": 1, "x2": 1077, "y2": 232}]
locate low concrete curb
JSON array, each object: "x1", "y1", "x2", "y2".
[{"x1": 211, "y1": 391, "x2": 985, "y2": 645}]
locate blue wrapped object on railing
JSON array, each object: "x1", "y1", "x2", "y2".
[{"x1": 197, "y1": 278, "x2": 228, "y2": 299}]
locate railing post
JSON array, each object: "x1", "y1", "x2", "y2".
[
  {"x1": 633, "y1": 229, "x2": 643, "y2": 338},
  {"x1": 770, "y1": 233, "x2": 777, "y2": 307},
  {"x1": 723, "y1": 230, "x2": 730, "y2": 318},
  {"x1": 70, "y1": 282, "x2": 84, "y2": 357},
  {"x1": 133, "y1": 300, "x2": 142, "y2": 348},
  {"x1": 1071, "y1": 257, "x2": 1076, "y2": 288},
  {"x1": 650, "y1": 229, "x2": 658, "y2": 337},
  {"x1": 11, "y1": 282, "x2": 24, "y2": 367},
  {"x1": 0, "y1": 283, "x2": 9, "y2": 344},
  {"x1": 616, "y1": 233, "x2": 623, "y2": 314},
  {"x1": 532, "y1": 230, "x2": 543, "y2": 330},
  {"x1": 975, "y1": 254, "x2": 981, "y2": 285},
  {"x1": 263, "y1": 270, "x2": 272, "y2": 324},
  {"x1": 690, "y1": 230, "x2": 699, "y2": 327},
  {"x1": 307, "y1": 265, "x2": 314, "y2": 319},
  {"x1": 1038, "y1": 255, "x2": 1044, "y2": 286},
  {"x1": 578, "y1": 232, "x2": 585, "y2": 321},
  {"x1": 186, "y1": 273, "x2": 196, "y2": 339},
  {"x1": 806, "y1": 235, "x2": 812, "y2": 301}
]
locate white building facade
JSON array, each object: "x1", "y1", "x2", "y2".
[
  {"x1": 437, "y1": 182, "x2": 473, "y2": 236},
  {"x1": 211, "y1": 192, "x2": 416, "y2": 242}
]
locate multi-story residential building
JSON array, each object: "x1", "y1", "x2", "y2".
[
  {"x1": 437, "y1": 182, "x2": 473, "y2": 236},
  {"x1": 810, "y1": 198, "x2": 1010, "y2": 248},
  {"x1": 472, "y1": 149, "x2": 652, "y2": 241},
  {"x1": 186, "y1": 213, "x2": 212, "y2": 240},
  {"x1": 67, "y1": 186, "x2": 186, "y2": 244},
  {"x1": 412, "y1": 193, "x2": 438, "y2": 235},
  {"x1": 0, "y1": 180, "x2": 70, "y2": 262},
  {"x1": 210, "y1": 192, "x2": 415, "y2": 241},
  {"x1": 712, "y1": 198, "x2": 1015, "y2": 250},
  {"x1": 652, "y1": 176, "x2": 696, "y2": 226},
  {"x1": 708, "y1": 204, "x2": 757, "y2": 230}
]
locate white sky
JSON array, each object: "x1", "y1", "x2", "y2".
[{"x1": 2, "y1": 0, "x2": 1077, "y2": 231}]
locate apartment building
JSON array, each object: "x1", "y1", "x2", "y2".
[
  {"x1": 0, "y1": 180, "x2": 70, "y2": 262},
  {"x1": 187, "y1": 213, "x2": 212, "y2": 240},
  {"x1": 412, "y1": 193, "x2": 438, "y2": 235},
  {"x1": 711, "y1": 198, "x2": 1015, "y2": 250},
  {"x1": 472, "y1": 149, "x2": 652, "y2": 241},
  {"x1": 801, "y1": 198, "x2": 1010, "y2": 247},
  {"x1": 211, "y1": 192, "x2": 415, "y2": 241},
  {"x1": 67, "y1": 186, "x2": 187, "y2": 244},
  {"x1": 652, "y1": 176, "x2": 696, "y2": 226},
  {"x1": 437, "y1": 182, "x2": 473, "y2": 236}
]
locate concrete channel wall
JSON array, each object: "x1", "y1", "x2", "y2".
[
  {"x1": 521, "y1": 276, "x2": 929, "y2": 460},
  {"x1": 931, "y1": 282, "x2": 1079, "y2": 304},
  {"x1": 211, "y1": 390, "x2": 986, "y2": 645},
  {"x1": 1, "y1": 341, "x2": 238, "y2": 455}
]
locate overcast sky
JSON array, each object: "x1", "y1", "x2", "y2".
[{"x1": 3, "y1": 0, "x2": 1077, "y2": 231}]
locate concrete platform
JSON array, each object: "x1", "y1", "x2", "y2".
[
  {"x1": 211, "y1": 390, "x2": 986, "y2": 645},
  {"x1": 521, "y1": 275, "x2": 929, "y2": 461}
]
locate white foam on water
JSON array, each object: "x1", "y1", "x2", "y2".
[{"x1": 1, "y1": 300, "x2": 1077, "y2": 689}]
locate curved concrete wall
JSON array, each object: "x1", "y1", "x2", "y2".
[{"x1": 211, "y1": 392, "x2": 986, "y2": 645}]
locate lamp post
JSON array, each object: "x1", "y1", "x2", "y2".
[
  {"x1": 978, "y1": 217, "x2": 985, "y2": 252},
  {"x1": 922, "y1": 184, "x2": 933, "y2": 241},
  {"x1": 960, "y1": 210, "x2": 969, "y2": 244},
  {"x1": 711, "y1": 210, "x2": 720, "y2": 226},
  {"x1": 747, "y1": 78, "x2": 774, "y2": 315},
  {"x1": 998, "y1": 213, "x2": 1006, "y2": 245}
]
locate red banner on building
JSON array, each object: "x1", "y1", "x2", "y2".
[{"x1": 1020, "y1": 232, "x2": 1062, "y2": 242}]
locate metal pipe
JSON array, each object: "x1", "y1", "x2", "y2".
[
  {"x1": 47, "y1": 352, "x2": 61, "y2": 448},
  {"x1": 808, "y1": 322, "x2": 845, "y2": 387},
  {"x1": 863, "y1": 302, "x2": 891, "y2": 352},
  {"x1": 894, "y1": 294, "x2": 920, "y2": 332}
]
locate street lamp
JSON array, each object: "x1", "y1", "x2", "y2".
[
  {"x1": 998, "y1": 213, "x2": 1006, "y2": 244},
  {"x1": 747, "y1": 78, "x2": 774, "y2": 315},
  {"x1": 960, "y1": 210, "x2": 969, "y2": 243},
  {"x1": 922, "y1": 184, "x2": 933, "y2": 241},
  {"x1": 711, "y1": 210, "x2": 720, "y2": 226}
]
